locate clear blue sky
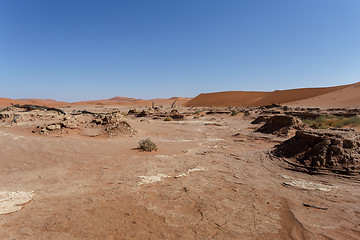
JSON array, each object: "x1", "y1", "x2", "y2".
[{"x1": 1, "y1": 0, "x2": 359, "y2": 101}]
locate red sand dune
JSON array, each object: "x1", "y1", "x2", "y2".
[
  {"x1": 186, "y1": 82, "x2": 356, "y2": 107},
  {"x1": 0, "y1": 98, "x2": 68, "y2": 108}
]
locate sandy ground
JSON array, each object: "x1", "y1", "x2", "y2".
[{"x1": 0, "y1": 106, "x2": 360, "y2": 239}]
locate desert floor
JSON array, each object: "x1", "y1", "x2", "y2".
[{"x1": 0, "y1": 106, "x2": 359, "y2": 240}]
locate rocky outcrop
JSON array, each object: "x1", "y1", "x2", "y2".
[
  {"x1": 273, "y1": 128, "x2": 360, "y2": 173},
  {"x1": 91, "y1": 114, "x2": 135, "y2": 136},
  {"x1": 136, "y1": 110, "x2": 149, "y2": 117},
  {"x1": 256, "y1": 115, "x2": 304, "y2": 136},
  {"x1": 251, "y1": 115, "x2": 270, "y2": 124}
]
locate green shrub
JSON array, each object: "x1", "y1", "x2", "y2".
[
  {"x1": 138, "y1": 138, "x2": 158, "y2": 152},
  {"x1": 231, "y1": 110, "x2": 240, "y2": 116},
  {"x1": 303, "y1": 115, "x2": 360, "y2": 129},
  {"x1": 164, "y1": 116, "x2": 173, "y2": 121},
  {"x1": 343, "y1": 116, "x2": 360, "y2": 127}
]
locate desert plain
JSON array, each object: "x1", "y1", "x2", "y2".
[{"x1": 1, "y1": 82, "x2": 360, "y2": 240}]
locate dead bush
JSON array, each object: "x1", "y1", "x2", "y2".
[{"x1": 138, "y1": 138, "x2": 158, "y2": 152}]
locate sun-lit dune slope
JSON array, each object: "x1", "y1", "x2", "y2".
[
  {"x1": 289, "y1": 82, "x2": 360, "y2": 108},
  {"x1": 254, "y1": 84, "x2": 351, "y2": 106},
  {"x1": 186, "y1": 83, "x2": 355, "y2": 107}
]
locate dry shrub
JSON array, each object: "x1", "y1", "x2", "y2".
[
  {"x1": 164, "y1": 116, "x2": 173, "y2": 121},
  {"x1": 231, "y1": 110, "x2": 240, "y2": 116},
  {"x1": 138, "y1": 138, "x2": 158, "y2": 152}
]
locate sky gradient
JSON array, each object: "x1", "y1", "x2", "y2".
[{"x1": 1, "y1": 0, "x2": 359, "y2": 101}]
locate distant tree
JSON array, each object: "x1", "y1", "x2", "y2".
[{"x1": 171, "y1": 100, "x2": 177, "y2": 108}]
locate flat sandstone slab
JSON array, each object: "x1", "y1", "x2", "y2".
[{"x1": 0, "y1": 191, "x2": 34, "y2": 215}]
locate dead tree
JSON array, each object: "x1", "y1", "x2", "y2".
[
  {"x1": 171, "y1": 100, "x2": 177, "y2": 108},
  {"x1": 70, "y1": 110, "x2": 97, "y2": 116},
  {"x1": 0, "y1": 106, "x2": 14, "y2": 112},
  {"x1": 11, "y1": 104, "x2": 66, "y2": 115}
]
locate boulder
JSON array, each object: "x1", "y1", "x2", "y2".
[
  {"x1": 46, "y1": 124, "x2": 61, "y2": 131},
  {"x1": 256, "y1": 115, "x2": 303, "y2": 136},
  {"x1": 136, "y1": 110, "x2": 149, "y2": 117},
  {"x1": 251, "y1": 115, "x2": 270, "y2": 124},
  {"x1": 127, "y1": 109, "x2": 137, "y2": 115}
]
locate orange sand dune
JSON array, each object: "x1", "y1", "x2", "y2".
[
  {"x1": 289, "y1": 82, "x2": 360, "y2": 108},
  {"x1": 186, "y1": 83, "x2": 355, "y2": 107},
  {"x1": 0, "y1": 98, "x2": 21, "y2": 107},
  {"x1": 0, "y1": 98, "x2": 69, "y2": 108}
]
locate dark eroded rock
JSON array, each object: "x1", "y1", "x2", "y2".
[
  {"x1": 273, "y1": 128, "x2": 360, "y2": 173},
  {"x1": 256, "y1": 115, "x2": 304, "y2": 137}
]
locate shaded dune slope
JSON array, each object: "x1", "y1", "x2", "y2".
[{"x1": 185, "y1": 91, "x2": 268, "y2": 107}]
